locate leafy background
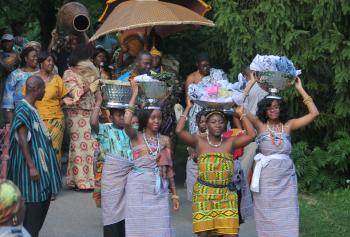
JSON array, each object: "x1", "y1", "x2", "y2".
[{"x1": 1, "y1": 0, "x2": 349, "y2": 191}]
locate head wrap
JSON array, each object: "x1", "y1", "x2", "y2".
[
  {"x1": 24, "y1": 41, "x2": 42, "y2": 52},
  {"x1": 0, "y1": 180, "x2": 21, "y2": 224},
  {"x1": 205, "y1": 110, "x2": 225, "y2": 121},
  {"x1": 150, "y1": 46, "x2": 162, "y2": 57}
]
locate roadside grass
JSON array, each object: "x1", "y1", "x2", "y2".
[{"x1": 300, "y1": 189, "x2": 350, "y2": 237}]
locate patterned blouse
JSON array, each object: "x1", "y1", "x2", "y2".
[
  {"x1": 1, "y1": 68, "x2": 38, "y2": 109},
  {"x1": 92, "y1": 123, "x2": 133, "y2": 160},
  {"x1": 63, "y1": 60, "x2": 99, "y2": 110}
]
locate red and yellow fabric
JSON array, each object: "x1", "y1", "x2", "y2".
[
  {"x1": 192, "y1": 153, "x2": 239, "y2": 235},
  {"x1": 223, "y1": 128, "x2": 245, "y2": 159}
]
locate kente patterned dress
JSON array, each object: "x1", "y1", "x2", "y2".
[
  {"x1": 253, "y1": 132, "x2": 299, "y2": 237},
  {"x1": 7, "y1": 100, "x2": 62, "y2": 202},
  {"x1": 63, "y1": 60, "x2": 99, "y2": 190},
  {"x1": 192, "y1": 153, "x2": 239, "y2": 235}
]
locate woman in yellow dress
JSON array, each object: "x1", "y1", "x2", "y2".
[
  {"x1": 176, "y1": 100, "x2": 256, "y2": 237},
  {"x1": 33, "y1": 51, "x2": 74, "y2": 164}
]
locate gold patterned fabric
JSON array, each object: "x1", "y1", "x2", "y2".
[{"x1": 192, "y1": 153, "x2": 239, "y2": 235}]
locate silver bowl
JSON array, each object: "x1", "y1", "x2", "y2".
[
  {"x1": 100, "y1": 80, "x2": 131, "y2": 108},
  {"x1": 192, "y1": 100, "x2": 235, "y2": 110},
  {"x1": 255, "y1": 71, "x2": 295, "y2": 91},
  {"x1": 138, "y1": 81, "x2": 168, "y2": 99}
]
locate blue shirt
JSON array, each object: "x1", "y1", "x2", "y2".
[
  {"x1": 1, "y1": 69, "x2": 37, "y2": 109},
  {"x1": 92, "y1": 123, "x2": 133, "y2": 160}
]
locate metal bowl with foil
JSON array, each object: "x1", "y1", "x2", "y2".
[
  {"x1": 192, "y1": 100, "x2": 236, "y2": 110},
  {"x1": 138, "y1": 81, "x2": 170, "y2": 109},
  {"x1": 255, "y1": 71, "x2": 296, "y2": 91},
  {"x1": 100, "y1": 80, "x2": 131, "y2": 108}
]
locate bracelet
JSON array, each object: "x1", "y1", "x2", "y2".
[
  {"x1": 180, "y1": 114, "x2": 188, "y2": 121},
  {"x1": 171, "y1": 195, "x2": 180, "y2": 200},
  {"x1": 126, "y1": 108, "x2": 134, "y2": 114},
  {"x1": 303, "y1": 96, "x2": 312, "y2": 103},
  {"x1": 127, "y1": 105, "x2": 136, "y2": 113},
  {"x1": 239, "y1": 113, "x2": 247, "y2": 120}
]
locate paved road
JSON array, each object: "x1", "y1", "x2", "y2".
[{"x1": 41, "y1": 178, "x2": 257, "y2": 237}]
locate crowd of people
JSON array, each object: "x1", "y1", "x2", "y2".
[{"x1": 0, "y1": 20, "x2": 319, "y2": 237}]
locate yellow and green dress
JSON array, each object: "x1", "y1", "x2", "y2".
[{"x1": 192, "y1": 153, "x2": 239, "y2": 235}]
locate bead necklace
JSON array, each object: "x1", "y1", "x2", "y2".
[
  {"x1": 206, "y1": 133, "x2": 223, "y2": 148},
  {"x1": 267, "y1": 122, "x2": 284, "y2": 146},
  {"x1": 143, "y1": 131, "x2": 160, "y2": 157}
]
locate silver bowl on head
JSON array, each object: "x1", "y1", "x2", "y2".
[
  {"x1": 138, "y1": 81, "x2": 168, "y2": 99},
  {"x1": 138, "y1": 81, "x2": 169, "y2": 109},
  {"x1": 192, "y1": 100, "x2": 236, "y2": 110},
  {"x1": 100, "y1": 80, "x2": 131, "y2": 108},
  {"x1": 255, "y1": 71, "x2": 296, "y2": 92}
]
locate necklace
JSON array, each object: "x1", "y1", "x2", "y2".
[
  {"x1": 143, "y1": 132, "x2": 160, "y2": 157},
  {"x1": 206, "y1": 133, "x2": 223, "y2": 148},
  {"x1": 267, "y1": 122, "x2": 283, "y2": 146}
]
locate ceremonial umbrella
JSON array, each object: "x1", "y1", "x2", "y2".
[
  {"x1": 98, "y1": 0, "x2": 212, "y2": 23},
  {"x1": 90, "y1": 0, "x2": 215, "y2": 41}
]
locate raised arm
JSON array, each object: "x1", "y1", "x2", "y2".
[
  {"x1": 175, "y1": 98, "x2": 197, "y2": 147},
  {"x1": 90, "y1": 90, "x2": 103, "y2": 134},
  {"x1": 231, "y1": 106, "x2": 256, "y2": 148},
  {"x1": 287, "y1": 78, "x2": 319, "y2": 131},
  {"x1": 124, "y1": 81, "x2": 139, "y2": 139}
]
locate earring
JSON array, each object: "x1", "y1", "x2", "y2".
[{"x1": 12, "y1": 216, "x2": 18, "y2": 226}]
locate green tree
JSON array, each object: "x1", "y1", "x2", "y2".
[{"x1": 166, "y1": 0, "x2": 350, "y2": 191}]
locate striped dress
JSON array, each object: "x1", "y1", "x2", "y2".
[
  {"x1": 125, "y1": 143, "x2": 173, "y2": 237},
  {"x1": 7, "y1": 100, "x2": 62, "y2": 202},
  {"x1": 192, "y1": 153, "x2": 239, "y2": 235},
  {"x1": 253, "y1": 132, "x2": 299, "y2": 237}
]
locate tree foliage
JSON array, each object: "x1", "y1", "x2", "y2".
[{"x1": 166, "y1": 0, "x2": 350, "y2": 191}]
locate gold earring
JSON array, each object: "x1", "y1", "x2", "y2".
[{"x1": 12, "y1": 216, "x2": 18, "y2": 226}]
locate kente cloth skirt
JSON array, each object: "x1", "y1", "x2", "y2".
[
  {"x1": 253, "y1": 158, "x2": 299, "y2": 237},
  {"x1": 66, "y1": 109, "x2": 98, "y2": 189},
  {"x1": 43, "y1": 118, "x2": 65, "y2": 164},
  {"x1": 192, "y1": 153, "x2": 239, "y2": 235}
]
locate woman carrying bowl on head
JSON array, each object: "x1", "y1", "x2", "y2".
[
  {"x1": 121, "y1": 80, "x2": 179, "y2": 236},
  {"x1": 244, "y1": 77, "x2": 319, "y2": 237},
  {"x1": 176, "y1": 99, "x2": 256, "y2": 237}
]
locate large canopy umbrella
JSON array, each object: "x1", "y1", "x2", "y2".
[
  {"x1": 98, "y1": 0, "x2": 212, "y2": 23},
  {"x1": 90, "y1": 0, "x2": 215, "y2": 41}
]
